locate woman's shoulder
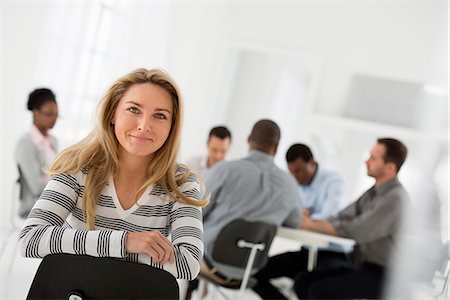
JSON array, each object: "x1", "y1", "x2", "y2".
[
  {"x1": 15, "y1": 132, "x2": 34, "y2": 148},
  {"x1": 51, "y1": 168, "x2": 88, "y2": 185},
  {"x1": 174, "y1": 163, "x2": 205, "y2": 199},
  {"x1": 14, "y1": 135, "x2": 35, "y2": 160},
  {"x1": 175, "y1": 163, "x2": 200, "y2": 184}
]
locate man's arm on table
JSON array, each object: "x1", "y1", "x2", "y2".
[{"x1": 299, "y1": 211, "x2": 339, "y2": 236}]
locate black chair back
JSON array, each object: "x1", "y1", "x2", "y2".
[
  {"x1": 27, "y1": 253, "x2": 179, "y2": 300},
  {"x1": 212, "y1": 219, "x2": 277, "y2": 270}
]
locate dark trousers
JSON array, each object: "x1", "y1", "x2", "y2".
[
  {"x1": 295, "y1": 262, "x2": 386, "y2": 299},
  {"x1": 252, "y1": 249, "x2": 351, "y2": 300}
]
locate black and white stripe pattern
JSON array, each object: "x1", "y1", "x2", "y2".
[
  {"x1": 18, "y1": 165, "x2": 204, "y2": 280},
  {"x1": 73, "y1": 230, "x2": 88, "y2": 255},
  {"x1": 125, "y1": 252, "x2": 139, "y2": 263},
  {"x1": 149, "y1": 184, "x2": 166, "y2": 197},
  {"x1": 53, "y1": 173, "x2": 83, "y2": 198},
  {"x1": 97, "y1": 195, "x2": 116, "y2": 208},
  {"x1": 49, "y1": 227, "x2": 66, "y2": 254},
  {"x1": 133, "y1": 202, "x2": 174, "y2": 217},
  {"x1": 169, "y1": 207, "x2": 202, "y2": 224},
  {"x1": 40, "y1": 190, "x2": 76, "y2": 212},
  {"x1": 174, "y1": 247, "x2": 191, "y2": 279},
  {"x1": 98, "y1": 231, "x2": 112, "y2": 257},
  {"x1": 25, "y1": 225, "x2": 51, "y2": 258}
]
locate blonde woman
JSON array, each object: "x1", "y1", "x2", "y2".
[{"x1": 19, "y1": 68, "x2": 208, "y2": 280}]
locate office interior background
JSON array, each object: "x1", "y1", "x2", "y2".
[{"x1": 1, "y1": 1, "x2": 448, "y2": 299}]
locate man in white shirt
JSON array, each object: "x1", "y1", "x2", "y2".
[{"x1": 185, "y1": 126, "x2": 231, "y2": 176}]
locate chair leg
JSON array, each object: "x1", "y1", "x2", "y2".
[
  {"x1": 307, "y1": 245, "x2": 318, "y2": 271},
  {"x1": 238, "y1": 246, "x2": 260, "y2": 297}
]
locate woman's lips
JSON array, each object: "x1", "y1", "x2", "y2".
[{"x1": 129, "y1": 134, "x2": 153, "y2": 142}]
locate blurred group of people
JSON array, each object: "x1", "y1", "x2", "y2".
[{"x1": 184, "y1": 120, "x2": 410, "y2": 299}]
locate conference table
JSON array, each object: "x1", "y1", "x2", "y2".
[{"x1": 276, "y1": 227, "x2": 356, "y2": 271}]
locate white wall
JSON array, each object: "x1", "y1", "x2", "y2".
[
  {"x1": 164, "y1": 1, "x2": 448, "y2": 244},
  {"x1": 1, "y1": 0, "x2": 448, "y2": 245},
  {"x1": 167, "y1": 2, "x2": 447, "y2": 160},
  {"x1": 1, "y1": 2, "x2": 50, "y2": 231}
]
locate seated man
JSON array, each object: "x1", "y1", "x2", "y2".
[
  {"x1": 286, "y1": 143, "x2": 345, "y2": 220},
  {"x1": 253, "y1": 138, "x2": 410, "y2": 300},
  {"x1": 185, "y1": 126, "x2": 232, "y2": 176},
  {"x1": 203, "y1": 119, "x2": 302, "y2": 280}
]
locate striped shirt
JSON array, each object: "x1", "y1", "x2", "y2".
[{"x1": 18, "y1": 165, "x2": 204, "y2": 280}]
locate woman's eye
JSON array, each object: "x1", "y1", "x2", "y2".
[
  {"x1": 154, "y1": 113, "x2": 167, "y2": 120},
  {"x1": 127, "y1": 107, "x2": 140, "y2": 114}
]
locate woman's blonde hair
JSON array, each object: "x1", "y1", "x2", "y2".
[{"x1": 50, "y1": 68, "x2": 208, "y2": 229}]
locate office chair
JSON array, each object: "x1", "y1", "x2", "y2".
[
  {"x1": 27, "y1": 253, "x2": 179, "y2": 300},
  {"x1": 198, "y1": 219, "x2": 277, "y2": 299}
]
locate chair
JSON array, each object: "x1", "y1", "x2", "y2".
[
  {"x1": 27, "y1": 253, "x2": 179, "y2": 300},
  {"x1": 198, "y1": 219, "x2": 277, "y2": 298}
]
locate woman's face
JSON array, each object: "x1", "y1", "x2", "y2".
[
  {"x1": 33, "y1": 101, "x2": 58, "y2": 134},
  {"x1": 112, "y1": 83, "x2": 173, "y2": 161}
]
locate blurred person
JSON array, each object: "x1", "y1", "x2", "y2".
[
  {"x1": 15, "y1": 88, "x2": 58, "y2": 218},
  {"x1": 185, "y1": 126, "x2": 231, "y2": 176},
  {"x1": 18, "y1": 68, "x2": 208, "y2": 280},
  {"x1": 253, "y1": 138, "x2": 410, "y2": 300},
  {"x1": 186, "y1": 120, "x2": 302, "y2": 299},
  {"x1": 203, "y1": 119, "x2": 302, "y2": 278},
  {"x1": 286, "y1": 143, "x2": 345, "y2": 220}
]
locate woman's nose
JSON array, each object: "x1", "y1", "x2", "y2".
[{"x1": 137, "y1": 117, "x2": 151, "y2": 132}]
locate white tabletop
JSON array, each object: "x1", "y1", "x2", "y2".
[
  {"x1": 276, "y1": 227, "x2": 356, "y2": 248},
  {"x1": 276, "y1": 227, "x2": 356, "y2": 271}
]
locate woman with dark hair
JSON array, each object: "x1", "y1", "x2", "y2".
[{"x1": 15, "y1": 88, "x2": 59, "y2": 218}]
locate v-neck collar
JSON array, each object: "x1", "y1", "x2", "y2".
[{"x1": 108, "y1": 176, "x2": 153, "y2": 218}]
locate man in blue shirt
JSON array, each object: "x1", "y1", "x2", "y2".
[{"x1": 286, "y1": 144, "x2": 345, "y2": 220}]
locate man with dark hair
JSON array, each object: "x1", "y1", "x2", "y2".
[
  {"x1": 186, "y1": 126, "x2": 232, "y2": 176},
  {"x1": 376, "y1": 138, "x2": 407, "y2": 172},
  {"x1": 202, "y1": 119, "x2": 302, "y2": 280},
  {"x1": 286, "y1": 143, "x2": 345, "y2": 220},
  {"x1": 253, "y1": 138, "x2": 410, "y2": 300}
]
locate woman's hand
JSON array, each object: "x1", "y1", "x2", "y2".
[{"x1": 126, "y1": 231, "x2": 174, "y2": 264}]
